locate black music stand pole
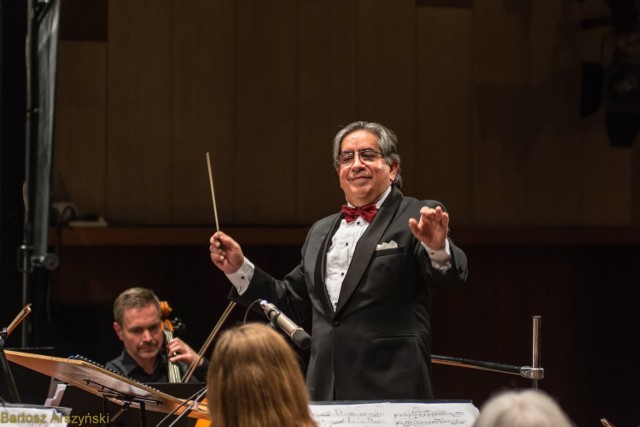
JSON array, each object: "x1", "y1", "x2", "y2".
[
  {"x1": 98, "y1": 389, "x2": 149, "y2": 427},
  {"x1": 0, "y1": 306, "x2": 31, "y2": 403},
  {"x1": 139, "y1": 401, "x2": 147, "y2": 427},
  {"x1": 102, "y1": 395, "x2": 110, "y2": 427},
  {"x1": 0, "y1": 329, "x2": 21, "y2": 403}
]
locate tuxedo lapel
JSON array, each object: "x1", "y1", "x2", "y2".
[
  {"x1": 335, "y1": 187, "x2": 403, "y2": 314},
  {"x1": 313, "y1": 214, "x2": 343, "y2": 316}
]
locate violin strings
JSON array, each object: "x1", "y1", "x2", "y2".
[{"x1": 161, "y1": 301, "x2": 183, "y2": 383}]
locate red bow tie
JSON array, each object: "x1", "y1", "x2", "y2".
[{"x1": 341, "y1": 204, "x2": 378, "y2": 223}]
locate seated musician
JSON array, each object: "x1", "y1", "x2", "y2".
[{"x1": 106, "y1": 287, "x2": 208, "y2": 383}]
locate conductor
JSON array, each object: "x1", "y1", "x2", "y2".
[{"x1": 209, "y1": 121, "x2": 468, "y2": 401}]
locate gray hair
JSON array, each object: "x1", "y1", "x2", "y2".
[
  {"x1": 473, "y1": 389, "x2": 574, "y2": 427},
  {"x1": 332, "y1": 121, "x2": 402, "y2": 188}
]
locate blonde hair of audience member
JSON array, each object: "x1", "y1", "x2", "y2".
[
  {"x1": 473, "y1": 389, "x2": 573, "y2": 427},
  {"x1": 207, "y1": 323, "x2": 317, "y2": 427}
]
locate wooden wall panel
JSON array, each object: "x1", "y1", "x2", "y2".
[
  {"x1": 416, "y1": 7, "x2": 474, "y2": 225},
  {"x1": 51, "y1": 0, "x2": 638, "y2": 227},
  {"x1": 54, "y1": 42, "x2": 107, "y2": 218},
  {"x1": 234, "y1": 0, "x2": 298, "y2": 224},
  {"x1": 297, "y1": 0, "x2": 358, "y2": 221},
  {"x1": 577, "y1": 1, "x2": 635, "y2": 225},
  {"x1": 357, "y1": 0, "x2": 417, "y2": 196},
  {"x1": 525, "y1": 1, "x2": 584, "y2": 225},
  {"x1": 106, "y1": 1, "x2": 173, "y2": 224},
  {"x1": 471, "y1": 1, "x2": 533, "y2": 226},
  {"x1": 582, "y1": 112, "x2": 633, "y2": 224},
  {"x1": 53, "y1": 247, "x2": 173, "y2": 304},
  {"x1": 578, "y1": 10, "x2": 634, "y2": 225},
  {"x1": 172, "y1": 0, "x2": 236, "y2": 225}
]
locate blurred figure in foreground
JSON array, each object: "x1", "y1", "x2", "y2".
[
  {"x1": 473, "y1": 389, "x2": 574, "y2": 427},
  {"x1": 206, "y1": 323, "x2": 317, "y2": 427}
]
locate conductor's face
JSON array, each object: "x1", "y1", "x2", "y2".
[
  {"x1": 113, "y1": 304, "x2": 163, "y2": 367},
  {"x1": 338, "y1": 130, "x2": 398, "y2": 207}
]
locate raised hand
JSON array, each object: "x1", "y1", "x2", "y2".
[
  {"x1": 209, "y1": 231, "x2": 245, "y2": 274},
  {"x1": 408, "y1": 205, "x2": 449, "y2": 249}
]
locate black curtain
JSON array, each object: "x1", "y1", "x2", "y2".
[{"x1": 0, "y1": 0, "x2": 27, "y2": 342}]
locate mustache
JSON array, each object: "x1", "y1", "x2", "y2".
[
  {"x1": 138, "y1": 342, "x2": 158, "y2": 349},
  {"x1": 349, "y1": 172, "x2": 372, "y2": 179}
]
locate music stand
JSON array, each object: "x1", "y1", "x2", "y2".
[
  {"x1": 46, "y1": 382, "x2": 206, "y2": 427},
  {"x1": 0, "y1": 305, "x2": 33, "y2": 403},
  {"x1": 432, "y1": 315, "x2": 545, "y2": 387},
  {"x1": 5, "y1": 350, "x2": 209, "y2": 427}
]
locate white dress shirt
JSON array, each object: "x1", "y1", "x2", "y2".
[{"x1": 227, "y1": 186, "x2": 451, "y2": 305}]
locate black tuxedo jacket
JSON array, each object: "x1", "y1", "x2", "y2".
[{"x1": 233, "y1": 186, "x2": 468, "y2": 401}]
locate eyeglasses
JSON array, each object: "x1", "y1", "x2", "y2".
[{"x1": 337, "y1": 149, "x2": 384, "y2": 166}]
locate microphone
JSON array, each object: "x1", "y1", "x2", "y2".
[{"x1": 259, "y1": 300, "x2": 312, "y2": 350}]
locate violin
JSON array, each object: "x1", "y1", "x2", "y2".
[{"x1": 160, "y1": 300, "x2": 186, "y2": 383}]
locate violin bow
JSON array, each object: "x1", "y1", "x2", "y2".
[
  {"x1": 182, "y1": 301, "x2": 236, "y2": 382},
  {"x1": 3, "y1": 304, "x2": 32, "y2": 338}
]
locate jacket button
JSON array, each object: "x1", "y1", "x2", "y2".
[{"x1": 333, "y1": 320, "x2": 340, "y2": 327}]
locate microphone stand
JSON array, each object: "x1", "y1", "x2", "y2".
[
  {"x1": 19, "y1": 0, "x2": 38, "y2": 352},
  {"x1": 432, "y1": 316, "x2": 544, "y2": 389},
  {"x1": 0, "y1": 305, "x2": 33, "y2": 402},
  {"x1": 21, "y1": 0, "x2": 61, "y2": 348}
]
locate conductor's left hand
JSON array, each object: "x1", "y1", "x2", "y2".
[{"x1": 408, "y1": 206, "x2": 449, "y2": 249}]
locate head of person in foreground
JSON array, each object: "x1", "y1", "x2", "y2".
[
  {"x1": 206, "y1": 322, "x2": 317, "y2": 427},
  {"x1": 473, "y1": 388, "x2": 574, "y2": 427}
]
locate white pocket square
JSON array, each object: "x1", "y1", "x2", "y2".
[{"x1": 376, "y1": 240, "x2": 398, "y2": 251}]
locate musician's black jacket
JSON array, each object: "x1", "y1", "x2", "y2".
[{"x1": 106, "y1": 350, "x2": 208, "y2": 384}]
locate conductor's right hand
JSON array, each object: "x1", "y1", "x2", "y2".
[{"x1": 209, "y1": 231, "x2": 244, "y2": 274}]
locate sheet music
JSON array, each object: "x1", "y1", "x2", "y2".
[{"x1": 310, "y1": 401, "x2": 479, "y2": 427}]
